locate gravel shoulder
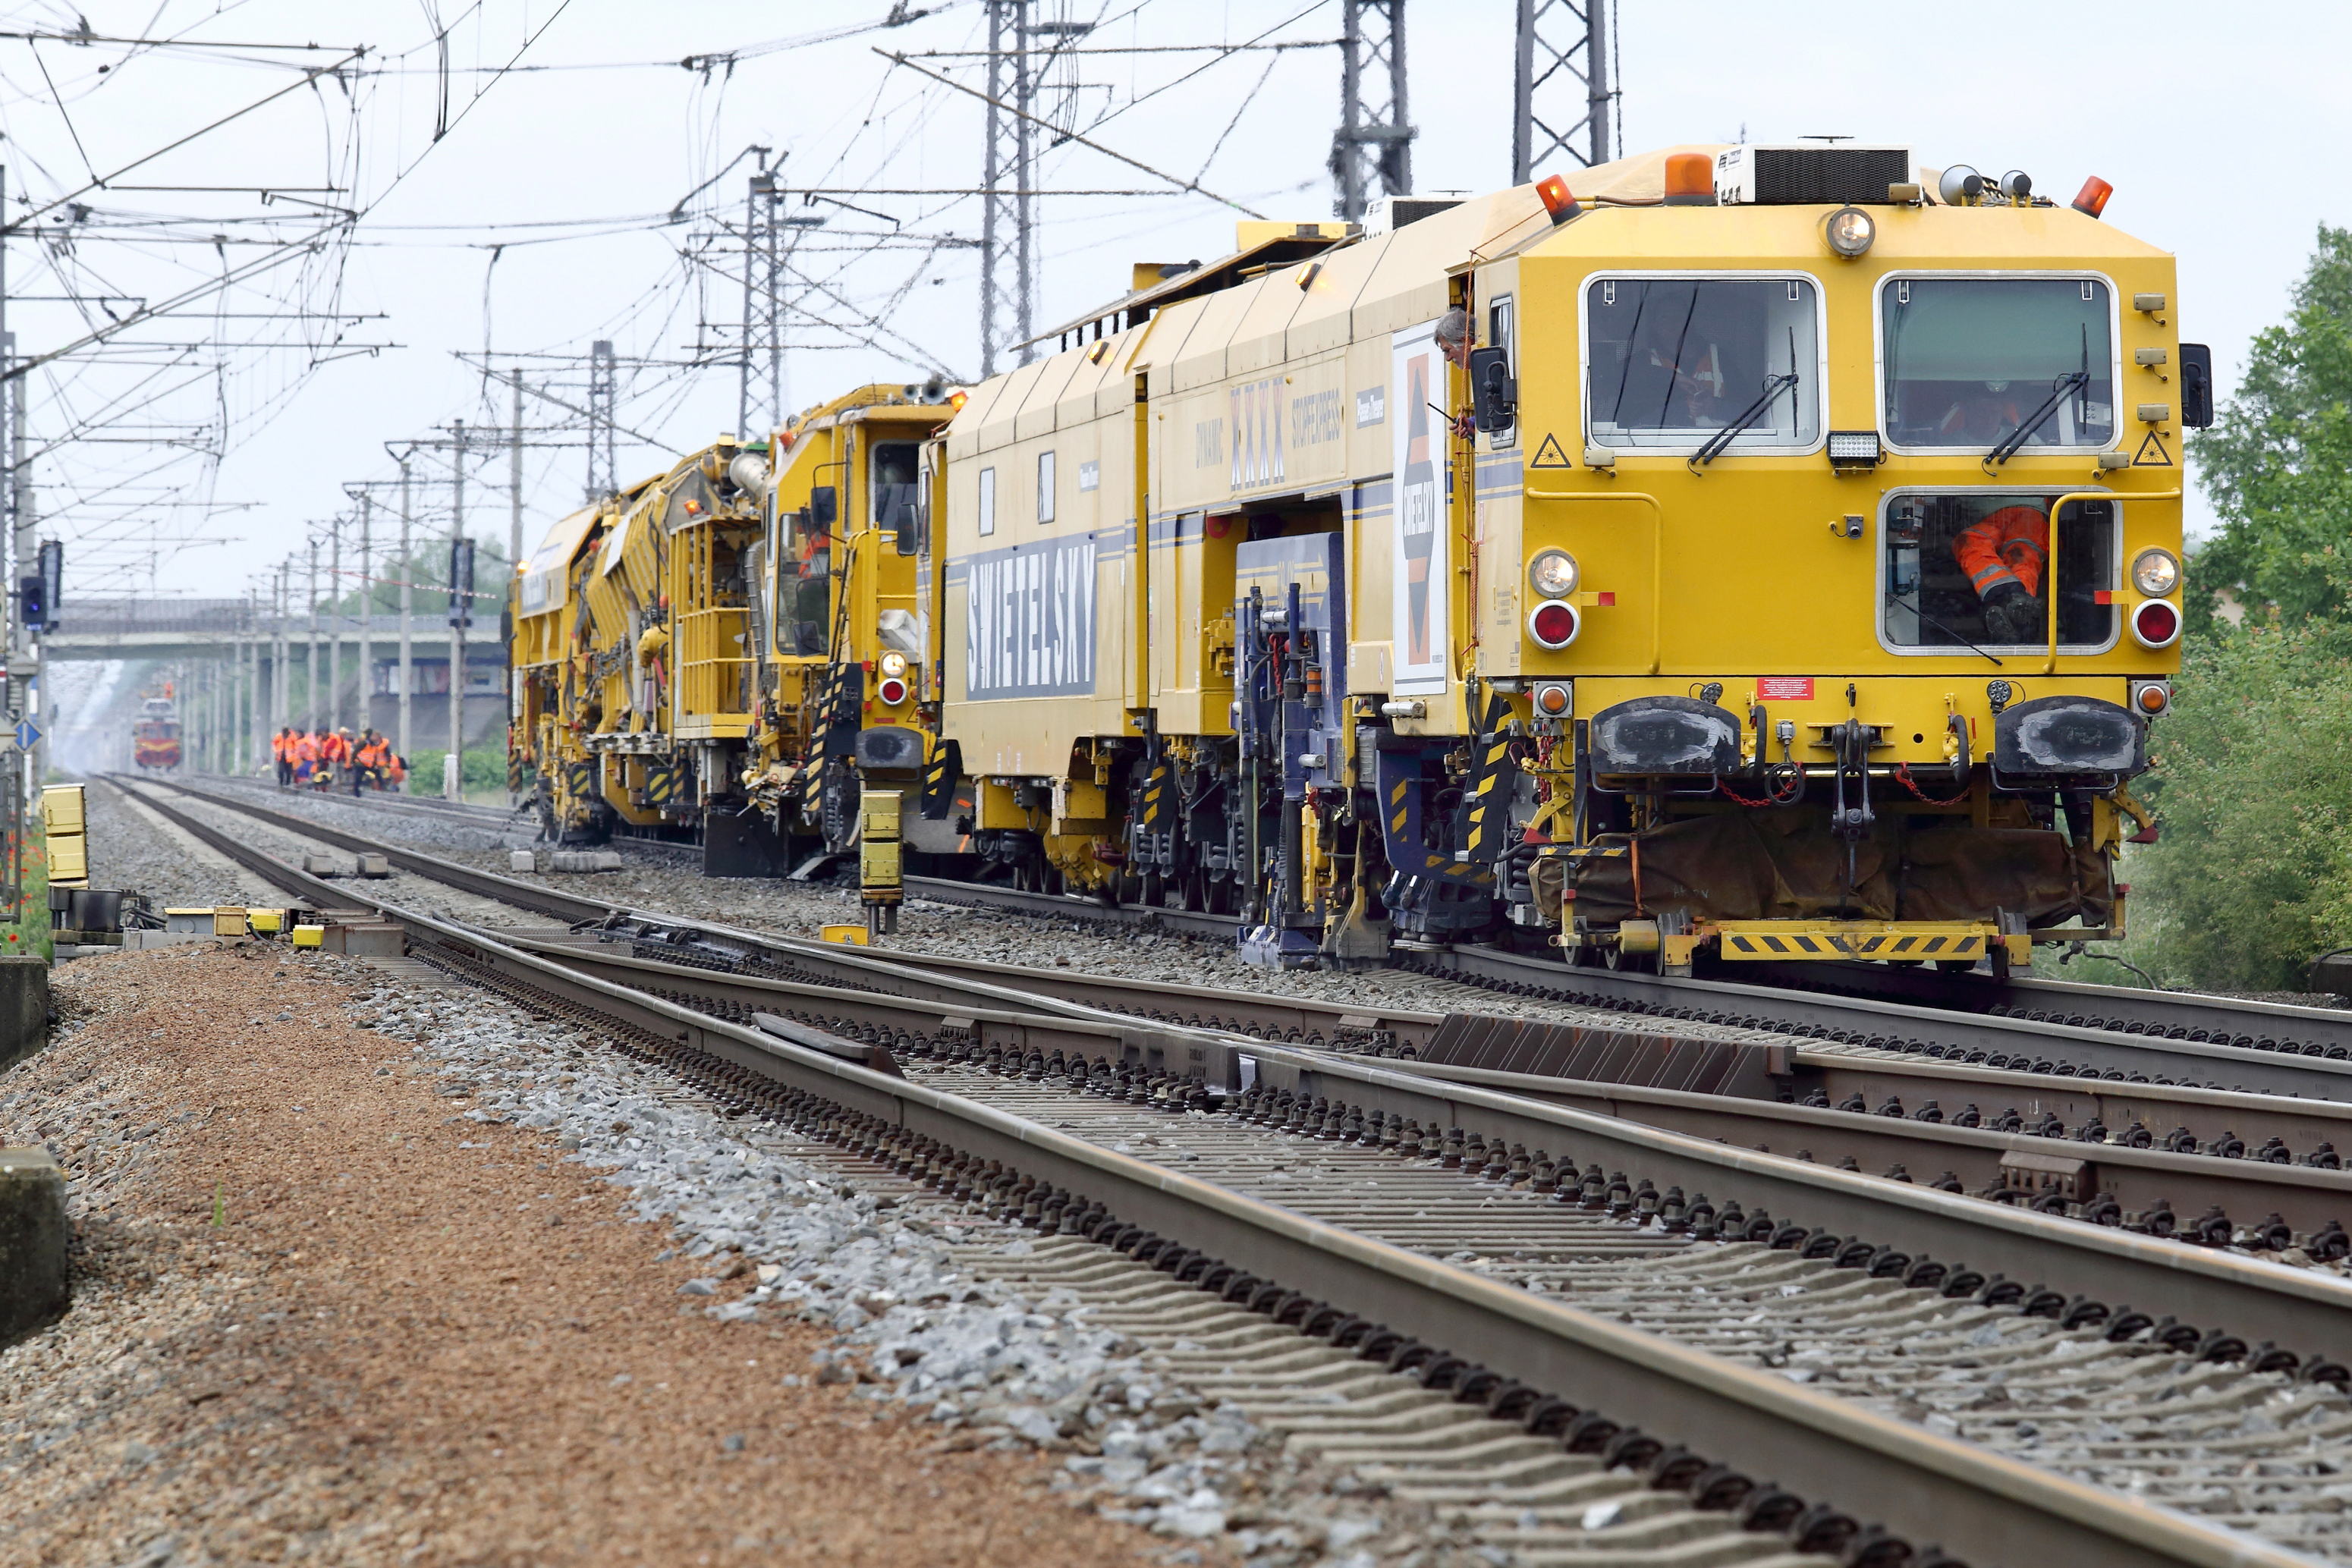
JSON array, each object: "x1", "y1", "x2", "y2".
[{"x1": 0, "y1": 942, "x2": 1165, "y2": 1568}]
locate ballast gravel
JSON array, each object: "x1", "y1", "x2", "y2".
[
  {"x1": 1, "y1": 931, "x2": 1545, "y2": 1568},
  {"x1": 0, "y1": 943, "x2": 1171, "y2": 1566}
]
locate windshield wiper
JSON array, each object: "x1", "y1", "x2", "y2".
[
  {"x1": 1888, "y1": 591, "x2": 2005, "y2": 667},
  {"x1": 1985, "y1": 370, "x2": 2089, "y2": 467},
  {"x1": 1689, "y1": 371, "x2": 1798, "y2": 470}
]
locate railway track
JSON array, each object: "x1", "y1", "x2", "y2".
[
  {"x1": 120, "y1": 774, "x2": 2352, "y2": 1257},
  {"x1": 96, "y1": 771, "x2": 2352, "y2": 1562},
  {"x1": 905, "y1": 869, "x2": 2352, "y2": 1090},
  {"x1": 195, "y1": 774, "x2": 706, "y2": 862},
  {"x1": 190, "y1": 771, "x2": 2352, "y2": 1071}
]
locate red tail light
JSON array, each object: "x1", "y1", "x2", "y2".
[
  {"x1": 878, "y1": 677, "x2": 909, "y2": 705},
  {"x1": 1527, "y1": 599, "x2": 1580, "y2": 650},
  {"x1": 2130, "y1": 599, "x2": 2181, "y2": 649}
]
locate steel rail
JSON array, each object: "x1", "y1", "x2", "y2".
[
  {"x1": 121, "y1": 778, "x2": 2352, "y2": 1365},
  {"x1": 1407, "y1": 942, "x2": 2352, "y2": 1100},
  {"x1": 1738, "y1": 956, "x2": 2352, "y2": 1054},
  {"x1": 103, "y1": 782, "x2": 2332, "y2": 1567},
  {"x1": 148, "y1": 778, "x2": 2343, "y2": 1095},
  {"x1": 184, "y1": 775, "x2": 2352, "y2": 1076},
  {"x1": 131, "y1": 775, "x2": 2352, "y2": 1225},
  {"x1": 141, "y1": 776, "x2": 1439, "y2": 1045}
]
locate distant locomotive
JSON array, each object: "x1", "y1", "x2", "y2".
[{"x1": 131, "y1": 687, "x2": 181, "y2": 771}]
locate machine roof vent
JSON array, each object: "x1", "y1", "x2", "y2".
[
  {"x1": 1364, "y1": 191, "x2": 1469, "y2": 235},
  {"x1": 1714, "y1": 145, "x2": 1912, "y2": 206}
]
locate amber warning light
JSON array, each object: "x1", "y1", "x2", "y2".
[
  {"x1": 1536, "y1": 174, "x2": 1581, "y2": 225},
  {"x1": 2072, "y1": 175, "x2": 2113, "y2": 218}
]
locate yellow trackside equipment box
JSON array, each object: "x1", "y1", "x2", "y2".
[
  {"x1": 212, "y1": 908, "x2": 249, "y2": 937},
  {"x1": 46, "y1": 834, "x2": 87, "y2": 883},
  {"x1": 290, "y1": 925, "x2": 324, "y2": 949},
  {"x1": 39, "y1": 785, "x2": 83, "y2": 835},
  {"x1": 40, "y1": 784, "x2": 88, "y2": 888}
]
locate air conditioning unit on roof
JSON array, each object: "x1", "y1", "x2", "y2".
[
  {"x1": 1713, "y1": 145, "x2": 1913, "y2": 206},
  {"x1": 1363, "y1": 191, "x2": 1470, "y2": 235}
]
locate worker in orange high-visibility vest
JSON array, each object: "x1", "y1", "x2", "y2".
[
  {"x1": 293, "y1": 728, "x2": 321, "y2": 783},
  {"x1": 272, "y1": 727, "x2": 294, "y2": 787},
  {"x1": 1955, "y1": 504, "x2": 2049, "y2": 646}
]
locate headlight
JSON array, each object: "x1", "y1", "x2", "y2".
[
  {"x1": 1527, "y1": 549, "x2": 1579, "y2": 599},
  {"x1": 1824, "y1": 206, "x2": 1875, "y2": 258},
  {"x1": 2130, "y1": 547, "x2": 2181, "y2": 597},
  {"x1": 879, "y1": 652, "x2": 909, "y2": 678}
]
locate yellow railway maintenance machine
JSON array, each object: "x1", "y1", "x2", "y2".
[
  {"x1": 514, "y1": 438, "x2": 769, "y2": 855},
  {"x1": 936, "y1": 147, "x2": 2198, "y2": 975},
  {"x1": 722, "y1": 382, "x2": 958, "y2": 877}
]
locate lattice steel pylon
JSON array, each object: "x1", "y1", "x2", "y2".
[
  {"x1": 739, "y1": 165, "x2": 785, "y2": 444},
  {"x1": 1330, "y1": 0, "x2": 1413, "y2": 225},
  {"x1": 1512, "y1": 0, "x2": 1614, "y2": 182},
  {"x1": 587, "y1": 339, "x2": 617, "y2": 501},
  {"x1": 979, "y1": 0, "x2": 1034, "y2": 378}
]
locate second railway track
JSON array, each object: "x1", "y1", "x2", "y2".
[{"x1": 93, "y1": 769, "x2": 2352, "y2": 1561}]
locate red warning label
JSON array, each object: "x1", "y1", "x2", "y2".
[{"x1": 1757, "y1": 677, "x2": 1815, "y2": 701}]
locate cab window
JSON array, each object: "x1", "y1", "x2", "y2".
[
  {"x1": 1882, "y1": 492, "x2": 2117, "y2": 652},
  {"x1": 1881, "y1": 278, "x2": 2115, "y2": 450},
  {"x1": 774, "y1": 501, "x2": 832, "y2": 655},
  {"x1": 871, "y1": 440, "x2": 920, "y2": 556},
  {"x1": 1584, "y1": 277, "x2": 1820, "y2": 451}
]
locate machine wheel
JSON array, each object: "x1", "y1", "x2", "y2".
[{"x1": 1603, "y1": 944, "x2": 1656, "y2": 975}]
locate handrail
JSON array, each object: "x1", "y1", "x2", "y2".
[{"x1": 2044, "y1": 487, "x2": 2182, "y2": 673}]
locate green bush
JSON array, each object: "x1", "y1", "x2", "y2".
[
  {"x1": 404, "y1": 748, "x2": 508, "y2": 795},
  {"x1": 2122, "y1": 621, "x2": 2352, "y2": 991}
]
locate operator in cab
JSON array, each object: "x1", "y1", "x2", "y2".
[{"x1": 1956, "y1": 503, "x2": 2049, "y2": 646}]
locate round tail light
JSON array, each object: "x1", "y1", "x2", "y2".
[
  {"x1": 1527, "y1": 599, "x2": 1580, "y2": 651},
  {"x1": 878, "y1": 677, "x2": 909, "y2": 705},
  {"x1": 2132, "y1": 680, "x2": 2171, "y2": 716},
  {"x1": 2130, "y1": 599, "x2": 2181, "y2": 650}
]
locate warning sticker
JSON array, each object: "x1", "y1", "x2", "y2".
[
  {"x1": 2133, "y1": 430, "x2": 2174, "y2": 467},
  {"x1": 1529, "y1": 432, "x2": 1572, "y2": 469},
  {"x1": 1757, "y1": 677, "x2": 1815, "y2": 701}
]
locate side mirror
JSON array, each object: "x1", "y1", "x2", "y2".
[
  {"x1": 810, "y1": 485, "x2": 838, "y2": 529},
  {"x1": 894, "y1": 501, "x2": 919, "y2": 557},
  {"x1": 1467, "y1": 345, "x2": 1515, "y2": 435},
  {"x1": 2179, "y1": 342, "x2": 2215, "y2": 429}
]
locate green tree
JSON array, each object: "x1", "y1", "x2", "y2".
[
  {"x1": 2127, "y1": 621, "x2": 2352, "y2": 990},
  {"x1": 2186, "y1": 225, "x2": 2352, "y2": 636}
]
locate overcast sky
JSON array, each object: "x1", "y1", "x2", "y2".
[{"x1": 2, "y1": 0, "x2": 2344, "y2": 605}]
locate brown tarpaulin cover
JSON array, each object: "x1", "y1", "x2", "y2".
[{"x1": 1547, "y1": 808, "x2": 2111, "y2": 930}]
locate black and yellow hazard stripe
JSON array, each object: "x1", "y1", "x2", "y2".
[{"x1": 1718, "y1": 927, "x2": 1990, "y2": 960}]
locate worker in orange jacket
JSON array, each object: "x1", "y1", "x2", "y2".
[
  {"x1": 1955, "y1": 504, "x2": 2049, "y2": 645},
  {"x1": 293, "y1": 728, "x2": 321, "y2": 783},
  {"x1": 354, "y1": 731, "x2": 388, "y2": 793},
  {"x1": 272, "y1": 727, "x2": 294, "y2": 787}
]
